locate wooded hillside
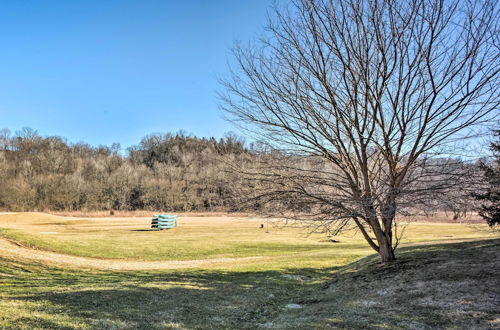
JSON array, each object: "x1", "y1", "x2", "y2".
[{"x1": 0, "y1": 128, "x2": 248, "y2": 211}]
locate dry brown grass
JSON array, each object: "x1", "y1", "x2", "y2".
[
  {"x1": 47, "y1": 210, "x2": 252, "y2": 218},
  {"x1": 46, "y1": 209, "x2": 486, "y2": 223},
  {"x1": 399, "y1": 211, "x2": 485, "y2": 224}
]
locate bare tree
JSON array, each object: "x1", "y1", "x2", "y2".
[{"x1": 220, "y1": 0, "x2": 499, "y2": 262}]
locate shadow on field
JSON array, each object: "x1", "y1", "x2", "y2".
[
  {"x1": 9, "y1": 267, "x2": 336, "y2": 329},
  {"x1": 5, "y1": 238, "x2": 500, "y2": 329}
]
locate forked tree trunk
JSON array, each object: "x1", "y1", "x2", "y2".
[
  {"x1": 354, "y1": 217, "x2": 397, "y2": 263},
  {"x1": 373, "y1": 229, "x2": 396, "y2": 263},
  {"x1": 378, "y1": 240, "x2": 396, "y2": 263}
]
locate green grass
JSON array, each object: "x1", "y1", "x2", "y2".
[{"x1": 0, "y1": 239, "x2": 498, "y2": 329}]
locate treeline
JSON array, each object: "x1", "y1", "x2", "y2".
[
  {"x1": 0, "y1": 127, "x2": 485, "y2": 217},
  {"x1": 0, "y1": 128, "x2": 248, "y2": 212}
]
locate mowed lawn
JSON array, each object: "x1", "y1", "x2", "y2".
[
  {"x1": 0, "y1": 213, "x2": 494, "y2": 266},
  {"x1": 0, "y1": 213, "x2": 498, "y2": 329}
]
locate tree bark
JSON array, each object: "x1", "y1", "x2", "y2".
[
  {"x1": 378, "y1": 236, "x2": 396, "y2": 263},
  {"x1": 356, "y1": 214, "x2": 397, "y2": 263}
]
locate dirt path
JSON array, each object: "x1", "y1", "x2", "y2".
[{"x1": 0, "y1": 237, "x2": 266, "y2": 270}]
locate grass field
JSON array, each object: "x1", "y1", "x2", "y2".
[{"x1": 0, "y1": 212, "x2": 498, "y2": 329}]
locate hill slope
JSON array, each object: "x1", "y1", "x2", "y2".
[{"x1": 282, "y1": 238, "x2": 500, "y2": 329}]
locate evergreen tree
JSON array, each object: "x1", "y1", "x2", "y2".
[{"x1": 474, "y1": 131, "x2": 500, "y2": 227}]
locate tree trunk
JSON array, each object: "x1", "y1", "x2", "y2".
[
  {"x1": 378, "y1": 240, "x2": 396, "y2": 263},
  {"x1": 366, "y1": 213, "x2": 397, "y2": 263}
]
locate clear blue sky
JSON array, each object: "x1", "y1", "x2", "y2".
[{"x1": 0, "y1": 0, "x2": 273, "y2": 148}]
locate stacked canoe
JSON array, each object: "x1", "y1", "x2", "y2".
[{"x1": 151, "y1": 214, "x2": 177, "y2": 230}]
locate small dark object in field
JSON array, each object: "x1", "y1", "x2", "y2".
[
  {"x1": 321, "y1": 239, "x2": 340, "y2": 243},
  {"x1": 260, "y1": 224, "x2": 264, "y2": 228},
  {"x1": 110, "y1": 210, "x2": 114, "y2": 215}
]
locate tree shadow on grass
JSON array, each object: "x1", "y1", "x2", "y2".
[
  {"x1": 7, "y1": 268, "x2": 334, "y2": 329},
  {"x1": 4, "y1": 238, "x2": 500, "y2": 329}
]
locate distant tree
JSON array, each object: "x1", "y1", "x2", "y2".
[
  {"x1": 473, "y1": 131, "x2": 500, "y2": 227},
  {"x1": 220, "y1": 0, "x2": 499, "y2": 262}
]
